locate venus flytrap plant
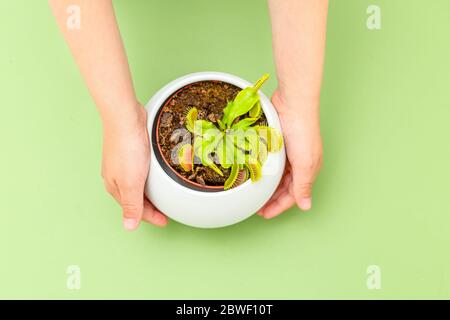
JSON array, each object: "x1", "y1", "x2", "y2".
[{"x1": 177, "y1": 74, "x2": 283, "y2": 190}]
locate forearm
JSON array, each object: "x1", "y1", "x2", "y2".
[
  {"x1": 49, "y1": 0, "x2": 140, "y2": 128},
  {"x1": 268, "y1": 0, "x2": 328, "y2": 116}
]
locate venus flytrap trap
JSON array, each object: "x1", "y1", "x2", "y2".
[{"x1": 177, "y1": 74, "x2": 283, "y2": 190}]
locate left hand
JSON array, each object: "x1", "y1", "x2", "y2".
[
  {"x1": 101, "y1": 103, "x2": 168, "y2": 230},
  {"x1": 258, "y1": 90, "x2": 323, "y2": 219}
]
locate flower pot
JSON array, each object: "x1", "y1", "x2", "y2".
[{"x1": 145, "y1": 72, "x2": 286, "y2": 228}]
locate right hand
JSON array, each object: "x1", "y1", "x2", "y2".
[
  {"x1": 258, "y1": 90, "x2": 323, "y2": 219},
  {"x1": 101, "y1": 102, "x2": 168, "y2": 230}
]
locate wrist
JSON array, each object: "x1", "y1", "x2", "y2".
[
  {"x1": 101, "y1": 100, "x2": 147, "y2": 135},
  {"x1": 273, "y1": 89, "x2": 321, "y2": 133},
  {"x1": 274, "y1": 88, "x2": 320, "y2": 114},
  {"x1": 278, "y1": 86, "x2": 320, "y2": 108}
]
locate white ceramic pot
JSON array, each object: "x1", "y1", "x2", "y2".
[{"x1": 145, "y1": 72, "x2": 286, "y2": 228}]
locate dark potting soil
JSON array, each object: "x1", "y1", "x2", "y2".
[{"x1": 157, "y1": 81, "x2": 266, "y2": 187}]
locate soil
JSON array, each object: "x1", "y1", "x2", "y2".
[{"x1": 157, "y1": 81, "x2": 266, "y2": 187}]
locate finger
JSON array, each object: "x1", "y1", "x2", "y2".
[
  {"x1": 257, "y1": 163, "x2": 292, "y2": 216},
  {"x1": 292, "y1": 170, "x2": 314, "y2": 211},
  {"x1": 257, "y1": 182, "x2": 286, "y2": 215},
  {"x1": 257, "y1": 165, "x2": 292, "y2": 216},
  {"x1": 257, "y1": 172, "x2": 291, "y2": 216},
  {"x1": 104, "y1": 180, "x2": 121, "y2": 203},
  {"x1": 262, "y1": 189, "x2": 296, "y2": 219},
  {"x1": 119, "y1": 184, "x2": 144, "y2": 231},
  {"x1": 259, "y1": 173, "x2": 293, "y2": 218},
  {"x1": 142, "y1": 199, "x2": 168, "y2": 227}
]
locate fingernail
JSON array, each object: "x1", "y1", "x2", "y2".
[
  {"x1": 123, "y1": 218, "x2": 138, "y2": 231},
  {"x1": 299, "y1": 198, "x2": 312, "y2": 211}
]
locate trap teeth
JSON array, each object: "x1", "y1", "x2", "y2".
[
  {"x1": 232, "y1": 168, "x2": 249, "y2": 188},
  {"x1": 183, "y1": 106, "x2": 191, "y2": 116}
]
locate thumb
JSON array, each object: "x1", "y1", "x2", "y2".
[
  {"x1": 292, "y1": 172, "x2": 314, "y2": 211},
  {"x1": 120, "y1": 186, "x2": 144, "y2": 231}
]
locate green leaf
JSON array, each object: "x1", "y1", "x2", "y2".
[
  {"x1": 233, "y1": 168, "x2": 249, "y2": 188},
  {"x1": 193, "y1": 136, "x2": 211, "y2": 164},
  {"x1": 227, "y1": 130, "x2": 247, "y2": 151},
  {"x1": 223, "y1": 92, "x2": 257, "y2": 127},
  {"x1": 256, "y1": 126, "x2": 283, "y2": 153},
  {"x1": 224, "y1": 164, "x2": 250, "y2": 190},
  {"x1": 193, "y1": 136, "x2": 203, "y2": 159},
  {"x1": 267, "y1": 127, "x2": 283, "y2": 153},
  {"x1": 231, "y1": 117, "x2": 259, "y2": 130},
  {"x1": 248, "y1": 101, "x2": 262, "y2": 119},
  {"x1": 220, "y1": 101, "x2": 235, "y2": 129},
  {"x1": 234, "y1": 146, "x2": 246, "y2": 166},
  {"x1": 253, "y1": 73, "x2": 270, "y2": 91},
  {"x1": 227, "y1": 128, "x2": 258, "y2": 155},
  {"x1": 193, "y1": 120, "x2": 218, "y2": 137},
  {"x1": 185, "y1": 107, "x2": 198, "y2": 133},
  {"x1": 243, "y1": 128, "x2": 259, "y2": 153},
  {"x1": 257, "y1": 139, "x2": 268, "y2": 164},
  {"x1": 220, "y1": 74, "x2": 270, "y2": 127},
  {"x1": 203, "y1": 126, "x2": 222, "y2": 142},
  {"x1": 217, "y1": 119, "x2": 226, "y2": 130},
  {"x1": 195, "y1": 130, "x2": 223, "y2": 177},
  {"x1": 216, "y1": 137, "x2": 232, "y2": 168},
  {"x1": 208, "y1": 163, "x2": 223, "y2": 176},
  {"x1": 200, "y1": 139, "x2": 217, "y2": 165},
  {"x1": 246, "y1": 161, "x2": 262, "y2": 182},
  {"x1": 224, "y1": 163, "x2": 239, "y2": 190}
]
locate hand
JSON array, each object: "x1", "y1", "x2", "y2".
[
  {"x1": 101, "y1": 102, "x2": 168, "y2": 230},
  {"x1": 258, "y1": 90, "x2": 323, "y2": 219}
]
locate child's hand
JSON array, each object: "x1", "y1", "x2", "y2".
[
  {"x1": 101, "y1": 103, "x2": 168, "y2": 230},
  {"x1": 258, "y1": 90, "x2": 323, "y2": 218}
]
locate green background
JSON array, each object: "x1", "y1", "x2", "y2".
[{"x1": 1, "y1": 0, "x2": 449, "y2": 299}]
